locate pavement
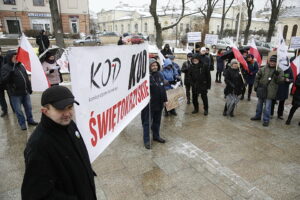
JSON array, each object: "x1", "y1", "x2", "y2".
[{"x1": 0, "y1": 60, "x2": 300, "y2": 200}]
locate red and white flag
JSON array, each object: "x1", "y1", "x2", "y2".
[
  {"x1": 249, "y1": 38, "x2": 262, "y2": 67},
  {"x1": 291, "y1": 56, "x2": 300, "y2": 94},
  {"x1": 17, "y1": 33, "x2": 49, "y2": 91},
  {"x1": 231, "y1": 43, "x2": 249, "y2": 72}
]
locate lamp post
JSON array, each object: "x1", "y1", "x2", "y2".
[{"x1": 235, "y1": 0, "x2": 242, "y2": 46}]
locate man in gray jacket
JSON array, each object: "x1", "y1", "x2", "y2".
[{"x1": 251, "y1": 55, "x2": 284, "y2": 126}]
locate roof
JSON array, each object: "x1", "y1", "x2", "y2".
[{"x1": 280, "y1": 7, "x2": 300, "y2": 18}]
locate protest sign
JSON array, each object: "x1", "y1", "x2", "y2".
[
  {"x1": 165, "y1": 87, "x2": 186, "y2": 111},
  {"x1": 290, "y1": 36, "x2": 300, "y2": 49},
  {"x1": 204, "y1": 34, "x2": 218, "y2": 45},
  {"x1": 187, "y1": 32, "x2": 201, "y2": 43},
  {"x1": 69, "y1": 44, "x2": 150, "y2": 162}
]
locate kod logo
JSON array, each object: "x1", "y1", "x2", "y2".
[{"x1": 90, "y1": 58, "x2": 121, "y2": 89}]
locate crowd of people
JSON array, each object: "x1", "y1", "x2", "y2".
[{"x1": 142, "y1": 43, "x2": 300, "y2": 149}]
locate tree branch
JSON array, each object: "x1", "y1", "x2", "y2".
[{"x1": 225, "y1": 0, "x2": 235, "y2": 15}]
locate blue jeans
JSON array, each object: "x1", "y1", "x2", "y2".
[
  {"x1": 255, "y1": 98, "x2": 272, "y2": 122},
  {"x1": 0, "y1": 88, "x2": 8, "y2": 113},
  {"x1": 141, "y1": 104, "x2": 163, "y2": 144},
  {"x1": 11, "y1": 94, "x2": 34, "y2": 126}
]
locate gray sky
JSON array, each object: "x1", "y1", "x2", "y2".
[{"x1": 89, "y1": 0, "x2": 300, "y2": 13}]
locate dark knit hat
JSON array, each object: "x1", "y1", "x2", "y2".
[{"x1": 269, "y1": 55, "x2": 277, "y2": 62}]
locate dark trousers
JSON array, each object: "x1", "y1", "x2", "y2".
[
  {"x1": 192, "y1": 87, "x2": 208, "y2": 111},
  {"x1": 185, "y1": 83, "x2": 191, "y2": 101},
  {"x1": 242, "y1": 84, "x2": 253, "y2": 98},
  {"x1": 287, "y1": 105, "x2": 299, "y2": 122},
  {"x1": 141, "y1": 104, "x2": 163, "y2": 144},
  {"x1": 271, "y1": 100, "x2": 285, "y2": 117},
  {"x1": 11, "y1": 94, "x2": 34, "y2": 126},
  {"x1": 216, "y1": 71, "x2": 222, "y2": 81},
  {"x1": 0, "y1": 88, "x2": 8, "y2": 113}
]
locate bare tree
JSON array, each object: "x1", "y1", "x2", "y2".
[
  {"x1": 243, "y1": 0, "x2": 254, "y2": 45},
  {"x1": 266, "y1": 0, "x2": 284, "y2": 42},
  {"x1": 219, "y1": 0, "x2": 235, "y2": 39},
  {"x1": 49, "y1": 0, "x2": 65, "y2": 48},
  {"x1": 198, "y1": 0, "x2": 220, "y2": 43},
  {"x1": 150, "y1": 0, "x2": 198, "y2": 49}
]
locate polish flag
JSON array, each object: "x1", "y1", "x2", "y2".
[
  {"x1": 231, "y1": 43, "x2": 249, "y2": 72},
  {"x1": 16, "y1": 33, "x2": 49, "y2": 91},
  {"x1": 249, "y1": 39, "x2": 262, "y2": 67},
  {"x1": 291, "y1": 56, "x2": 300, "y2": 94}
]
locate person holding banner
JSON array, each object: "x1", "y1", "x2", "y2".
[
  {"x1": 1, "y1": 51, "x2": 38, "y2": 130},
  {"x1": 286, "y1": 73, "x2": 300, "y2": 125},
  {"x1": 42, "y1": 52, "x2": 61, "y2": 87},
  {"x1": 22, "y1": 86, "x2": 97, "y2": 200},
  {"x1": 251, "y1": 55, "x2": 284, "y2": 127},
  {"x1": 161, "y1": 58, "x2": 180, "y2": 116},
  {"x1": 181, "y1": 53, "x2": 193, "y2": 104},
  {"x1": 141, "y1": 59, "x2": 167, "y2": 149},
  {"x1": 241, "y1": 54, "x2": 259, "y2": 101},
  {"x1": 189, "y1": 54, "x2": 211, "y2": 115}
]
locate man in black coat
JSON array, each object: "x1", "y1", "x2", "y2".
[
  {"x1": 205, "y1": 47, "x2": 215, "y2": 71},
  {"x1": 189, "y1": 54, "x2": 211, "y2": 115},
  {"x1": 1, "y1": 50, "x2": 38, "y2": 130},
  {"x1": 22, "y1": 86, "x2": 97, "y2": 200},
  {"x1": 181, "y1": 53, "x2": 193, "y2": 104},
  {"x1": 160, "y1": 44, "x2": 173, "y2": 58},
  {"x1": 36, "y1": 30, "x2": 50, "y2": 55},
  {"x1": 141, "y1": 58, "x2": 167, "y2": 149}
]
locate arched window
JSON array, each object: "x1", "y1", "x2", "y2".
[
  {"x1": 144, "y1": 23, "x2": 148, "y2": 33},
  {"x1": 283, "y1": 25, "x2": 288, "y2": 40},
  {"x1": 134, "y1": 24, "x2": 138, "y2": 33},
  {"x1": 128, "y1": 24, "x2": 131, "y2": 33},
  {"x1": 292, "y1": 24, "x2": 298, "y2": 37},
  {"x1": 115, "y1": 25, "x2": 117, "y2": 32},
  {"x1": 121, "y1": 24, "x2": 124, "y2": 33}
]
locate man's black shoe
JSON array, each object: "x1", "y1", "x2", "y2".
[
  {"x1": 204, "y1": 110, "x2": 208, "y2": 116},
  {"x1": 251, "y1": 117, "x2": 261, "y2": 121},
  {"x1": 28, "y1": 121, "x2": 38, "y2": 126},
  {"x1": 20, "y1": 124, "x2": 27, "y2": 130},
  {"x1": 286, "y1": 120, "x2": 291, "y2": 125},
  {"x1": 153, "y1": 137, "x2": 166, "y2": 143},
  {"x1": 0, "y1": 111, "x2": 8, "y2": 117},
  {"x1": 263, "y1": 121, "x2": 269, "y2": 127},
  {"x1": 144, "y1": 143, "x2": 151, "y2": 149},
  {"x1": 187, "y1": 100, "x2": 190, "y2": 104},
  {"x1": 192, "y1": 110, "x2": 198, "y2": 114},
  {"x1": 277, "y1": 116, "x2": 284, "y2": 120}
]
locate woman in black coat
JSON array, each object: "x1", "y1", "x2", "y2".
[
  {"x1": 286, "y1": 73, "x2": 300, "y2": 125},
  {"x1": 271, "y1": 67, "x2": 294, "y2": 119},
  {"x1": 189, "y1": 54, "x2": 211, "y2": 115},
  {"x1": 223, "y1": 59, "x2": 245, "y2": 117}
]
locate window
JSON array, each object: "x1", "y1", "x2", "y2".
[
  {"x1": 144, "y1": 23, "x2": 148, "y2": 33},
  {"x1": 3, "y1": 0, "x2": 16, "y2": 5},
  {"x1": 128, "y1": 24, "x2": 131, "y2": 32},
  {"x1": 185, "y1": 24, "x2": 190, "y2": 33},
  {"x1": 121, "y1": 24, "x2": 124, "y2": 33},
  {"x1": 292, "y1": 24, "x2": 298, "y2": 37},
  {"x1": 134, "y1": 24, "x2": 138, "y2": 33},
  {"x1": 33, "y1": 0, "x2": 44, "y2": 6},
  {"x1": 115, "y1": 25, "x2": 117, "y2": 32},
  {"x1": 180, "y1": 23, "x2": 183, "y2": 32},
  {"x1": 6, "y1": 19, "x2": 20, "y2": 34},
  {"x1": 283, "y1": 25, "x2": 288, "y2": 40}
]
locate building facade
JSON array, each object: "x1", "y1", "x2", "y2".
[{"x1": 0, "y1": 0, "x2": 89, "y2": 35}]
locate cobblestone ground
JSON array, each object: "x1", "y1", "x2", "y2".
[{"x1": 0, "y1": 60, "x2": 300, "y2": 200}]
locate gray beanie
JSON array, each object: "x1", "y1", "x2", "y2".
[{"x1": 230, "y1": 59, "x2": 239, "y2": 65}]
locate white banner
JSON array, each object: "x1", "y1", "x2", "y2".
[
  {"x1": 187, "y1": 32, "x2": 201, "y2": 43},
  {"x1": 204, "y1": 34, "x2": 218, "y2": 45},
  {"x1": 290, "y1": 36, "x2": 300, "y2": 49},
  {"x1": 277, "y1": 26, "x2": 289, "y2": 71},
  {"x1": 69, "y1": 44, "x2": 150, "y2": 162}
]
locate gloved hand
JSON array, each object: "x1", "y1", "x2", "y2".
[
  {"x1": 169, "y1": 80, "x2": 176, "y2": 85},
  {"x1": 28, "y1": 89, "x2": 33, "y2": 95},
  {"x1": 274, "y1": 70, "x2": 280, "y2": 76},
  {"x1": 49, "y1": 69, "x2": 55, "y2": 73}
]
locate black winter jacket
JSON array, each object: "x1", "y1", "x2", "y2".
[
  {"x1": 36, "y1": 34, "x2": 50, "y2": 52},
  {"x1": 181, "y1": 60, "x2": 192, "y2": 86},
  {"x1": 1, "y1": 53, "x2": 32, "y2": 96},
  {"x1": 224, "y1": 67, "x2": 245, "y2": 95},
  {"x1": 189, "y1": 57, "x2": 211, "y2": 92},
  {"x1": 21, "y1": 114, "x2": 97, "y2": 200},
  {"x1": 0, "y1": 55, "x2": 5, "y2": 89},
  {"x1": 149, "y1": 71, "x2": 168, "y2": 111},
  {"x1": 292, "y1": 74, "x2": 300, "y2": 107}
]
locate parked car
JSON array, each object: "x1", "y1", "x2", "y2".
[
  {"x1": 98, "y1": 32, "x2": 120, "y2": 45},
  {"x1": 242, "y1": 40, "x2": 271, "y2": 56},
  {"x1": 130, "y1": 35, "x2": 144, "y2": 44},
  {"x1": 73, "y1": 36, "x2": 101, "y2": 46}
]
